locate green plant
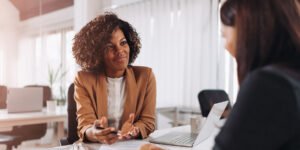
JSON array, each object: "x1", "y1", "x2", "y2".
[{"x1": 48, "y1": 63, "x2": 67, "y2": 103}]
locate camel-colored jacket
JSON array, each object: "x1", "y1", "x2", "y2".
[{"x1": 74, "y1": 66, "x2": 156, "y2": 140}]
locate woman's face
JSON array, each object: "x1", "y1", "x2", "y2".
[
  {"x1": 104, "y1": 27, "x2": 130, "y2": 76},
  {"x1": 221, "y1": 24, "x2": 237, "y2": 57}
]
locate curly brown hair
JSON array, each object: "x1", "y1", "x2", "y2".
[{"x1": 73, "y1": 12, "x2": 141, "y2": 72}]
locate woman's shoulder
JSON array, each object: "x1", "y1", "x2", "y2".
[
  {"x1": 76, "y1": 70, "x2": 98, "y2": 78},
  {"x1": 129, "y1": 65, "x2": 152, "y2": 72},
  {"x1": 128, "y1": 66, "x2": 155, "y2": 80},
  {"x1": 129, "y1": 66, "x2": 153, "y2": 75},
  {"x1": 246, "y1": 64, "x2": 300, "y2": 88},
  {"x1": 75, "y1": 70, "x2": 100, "y2": 85},
  {"x1": 240, "y1": 64, "x2": 300, "y2": 105}
]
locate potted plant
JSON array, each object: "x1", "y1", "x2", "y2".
[{"x1": 48, "y1": 63, "x2": 67, "y2": 106}]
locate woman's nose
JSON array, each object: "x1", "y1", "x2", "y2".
[{"x1": 115, "y1": 45, "x2": 124, "y2": 53}]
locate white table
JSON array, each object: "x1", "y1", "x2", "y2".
[
  {"x1": 49, "y1": 125, "x2": 220, "y2": 150},
  {"x1": 0, "y1": 106, "x2": 67, "y2": 139}
]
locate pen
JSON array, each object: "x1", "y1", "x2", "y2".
[{"x1": 96, "y1": 126, "x2": 118, "y2": 134}]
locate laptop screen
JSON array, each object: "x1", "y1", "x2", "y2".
[
  {"x1": 193, "y1": 101, "x2": 228, "y2": 146},
  {"x1": 7, "y1": 88, "x2": 43, "y2": 113}
]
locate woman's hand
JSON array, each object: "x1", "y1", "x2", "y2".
[
  {"x1": 120, "y1": 113, "x2": 140, "y2": 140},
  {"x1": 85, "y1": 116, "x2": 119, "y2": 144}
]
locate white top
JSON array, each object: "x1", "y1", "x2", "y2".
[{"x1": 106, "y1": 77, "x2": 126, "y2": 128}]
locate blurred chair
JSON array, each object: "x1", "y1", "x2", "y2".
[
  {"x1": 0, "y1": 85, "x2": 22, "y2": 150},
  {"x1": 0, "y1": 85, "x2": 7, "y2": 109},
  {"x1": 5, "y1": 85, "x2": 52, "y2": 147},
  {"x1": 60, "y1": 83, "x2": 79, "y2": 145},
  {"x1": 198, "y1": 89, "x2": 231, "y2": 118},
  {"x1": 0, "y1": 135, "x2": 21, "y2": 150}
]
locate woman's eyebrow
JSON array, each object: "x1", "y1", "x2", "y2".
[
  {"x1": 106, "y1": 43, "x2": 113, "y2": 46},
  {"x1": 120, "y1": 37, "x2": 126, "y2": 41}
]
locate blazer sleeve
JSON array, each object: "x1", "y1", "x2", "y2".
[
  {"x1": 134, "y1": 69, "x2": 157, "y2": 138},
  {"x1": 74, "y1": 72, "x2": 96, "y2": 141}
]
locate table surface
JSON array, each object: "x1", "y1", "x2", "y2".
[
  {"x1": 0, "y1": 106, "x2": 67, "y2": 127},
  {"x1": 49, "y1": 125, "x2": 220, "y2": 150}
]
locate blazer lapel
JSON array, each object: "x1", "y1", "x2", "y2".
[
  {"x1": 95, "y1": 71, "x2": 108, "y2": 119},
  {"x1": 120, "y1": 67, "x2": 138, "y2": 125}
]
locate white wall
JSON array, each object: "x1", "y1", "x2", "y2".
[
  {"x1": 19, "y1": 7, "x2": 74, "y2": 36},
  {"x1": 0, "y1": 0, "x2": 20, "y2": 86}
]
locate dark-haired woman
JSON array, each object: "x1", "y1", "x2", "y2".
[
  {"x1": 140, "y1": 0, "x2": 300, "y2": 149},
  {"x1": 73, "y1": 13, "x2": 156, "y2": 144},
  {"x1": 214, "y1": 0, "x2": 300, "y2": 149}
]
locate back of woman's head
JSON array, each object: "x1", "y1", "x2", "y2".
[
  {"x1": 221, "y1": 0, "x2": 300, "y2": 83},
  {"x1": 220, "y1": 0, "x2": 236, "y2": 26}
]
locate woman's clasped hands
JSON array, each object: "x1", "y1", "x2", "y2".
[{"x1": 85, "y1": 113, "x2": 140, "y2": 144}]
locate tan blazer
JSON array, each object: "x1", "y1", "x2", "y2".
[{"x1": 74, "y1": 66, "x2": 156, "y2": 140}]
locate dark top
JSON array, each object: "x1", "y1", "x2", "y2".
[{"x1": 214, "y1": 65, "x2": 300, "y2": 150}]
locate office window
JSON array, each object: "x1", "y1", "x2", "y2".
[
  {"x1": 46, "y1": 33, "x2": 62, "y2": 71},
  {"x1": 46, "y1": 32, "x2": 62, "y2": 98},
  {"x1": 30, "y1": 29, "x2": 76, "y2": 100},
  {"x1": 0, "y1": 49, "x2": 4, "y2": 84},
  {"x1": 34, "y1": 37, "x2": 42, "y2": 84},
  {"x1": 65, "y1": 30, "x2": 76, "y2": 92},
  {"x1": 112, "y1": 0, "x2": 221, "y2": 108}
]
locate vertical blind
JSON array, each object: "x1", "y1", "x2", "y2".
[{"x1": 110, "y1": 0, "x2": 230, "y2": 108}]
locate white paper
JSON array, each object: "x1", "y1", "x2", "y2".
[{"x1": 99, "y1": 140, "x2": 149, "y2": 150}]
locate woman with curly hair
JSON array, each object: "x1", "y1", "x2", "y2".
[{"x1": 73, "y1": 13, "x2": 156, "y2": 144}]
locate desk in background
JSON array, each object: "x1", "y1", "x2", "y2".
[
  {"x1": 157, "y1": 107, "x2": 201, "y2": 128},
  {"x1": 0, "y1": 106, "x2": 67, "y2": 139}
]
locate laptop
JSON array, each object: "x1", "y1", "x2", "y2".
[
  {"x1": 7, "y1": 87, "x2": 43, "y2": 113},
  {"x1": 149, "y1": 101, "x2": 229, "y2": 147}
]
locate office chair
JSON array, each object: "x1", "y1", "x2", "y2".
[
  {"x1": 4, "y1": 85, "x2": 52, "y2": 147},
  {"x1": 0, "y1": 85, "x2": 7, "y2": 109},
  {"x1": 60, "y1": 83, "x2": 79, "y2": 145},
  {"x1": 0, "y1": 85, "x2": 22, "y2": 150},
  {"x1": 198, "y1": 89, "x2": 231, "y2": 118}
]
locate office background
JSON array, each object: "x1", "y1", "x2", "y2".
[{"x1": 0, "y1": 0, "x2": 238, "y2": 108}]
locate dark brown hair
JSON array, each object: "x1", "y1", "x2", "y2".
[
  {"x1": 221, "y1": 0, "x2": 300, "y2": 83},
  {"x1": 73, "y1": 12, "x2": 141, "y2": 72},
  {"x1": 220, "y1": 0, "x2": 236, "y2": 26}
]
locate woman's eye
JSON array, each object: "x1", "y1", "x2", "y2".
[
  {"x1": 106, "y1": 45, "x2": 113, "y2": 49},
  {"x1": 105, "y1": 45, "x2": 114, "y2": 53},
  {"x1": 121, "y1": 40, "x2": 128, "y2": 46}
]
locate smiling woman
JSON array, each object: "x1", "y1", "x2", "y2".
[
  {"x1": 103, "y1": 28, "x2": 131, "y2": 78},
  {"x1": 72, "y1": 12, "x2": 156, "y2": 144}
]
